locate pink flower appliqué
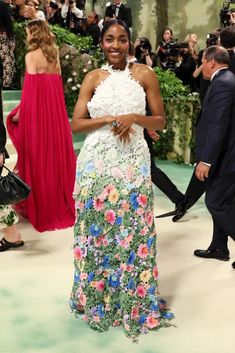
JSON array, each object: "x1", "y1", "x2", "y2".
[
  {"x1": 136, "y1": 284, "x2": 147, "y2": 298},
  {"x1": 111, "y1": 167, "x2": 124, "y2": 179},
  {"x1": 93, "y1": 198, "x2": 104, "y2": 211},
  {"x1": 79, "y1": 292, "x2": 87, "y2": 306},
  {"x1": 80, "y1": 272, "x2": 88, "y2": 280},
  {"x1": 105, "y1": 184, "x2": 115, "y2": 194},
  {"x1": 136, "y1": 208, "x2": 144, "y2": 216},
  {"x1": 74, "y1": 246, "x2": 83, "y2": 261},
  {"x1": 98, "y1": 190, "x2": 108, "y2": 201},
  {"x1": 131, "y1": 307, "x2": 139, "y2": 320},
  {"x1": 113, "y1": 320, "x2": 120, "y2": 327},
  {"x1": 104, "y1": 210, "x2": 116, "y2": 225},
  {"x1": 95, "y1": 160, "x2": 105, "y2": 175},
  {"x1": 137, "y1": 194, "x2": 148, "y2": 208},
  {"x1": 140, "y1": 227, "x2": 148, "y2": 236},
  {"x1": 93, "y1": 316, "x2": 100, "y2": 322},
  {"x1": 137, "y1": 244, "x2": 149, "y2": 258},
  {"x1": 145, "y1": 211, "x2": 154, "y2": 227},
  {"x1": 146, "y1": 315, "x2": 159, "y2": 329},
  {"x1": 95, "y1": 280, "x2": 105, "y2": 292},
  {"x1": 153, "y1": 266, "x2": 159, "y2": 280}
]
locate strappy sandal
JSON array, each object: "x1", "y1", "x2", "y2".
[{"x1": 0, "y1": 237, "x2": 24, "y2": 252}]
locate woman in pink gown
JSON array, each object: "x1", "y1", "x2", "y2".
[{"x1": 7, "y1": 19, "x2": 76, "y2": 232}]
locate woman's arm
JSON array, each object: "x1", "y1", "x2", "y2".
[
  {"x1": 193, "y1": 64, "x2": 202, "y2": 78},
  {"x1": 71, "y1": 70, "x2": 116, "y2": 133},
  {"x1": 25, "y1": 52, "x2": 37, "y2": 74}
]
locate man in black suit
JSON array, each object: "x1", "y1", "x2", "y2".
[
  {"x1": 172, "y1": 27, "x2": 235, "y2": 223},
  {"x1": 77, "y1": 12, "x2": 100, "y2": 47},
  {"x1": 105, "y1": 1, "x2": 132, "y2": 28},
  {"x1": 193, "y1": 45, "x2": 235, "y2": 269}
]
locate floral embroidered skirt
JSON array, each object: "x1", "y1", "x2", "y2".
[
  {"x1": 0, "y1": 33, "x2": 15, "y2": 88},
  {"x1": 0, "y1": 204, "x2": 19, "y2": 230},
  {"x1": 70, "y1": 138, "x2": 173, "y2": 339}
]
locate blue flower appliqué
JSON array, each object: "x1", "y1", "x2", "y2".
[{"x1": 89, "y1": 224, "x2": 102, "y2": 237}]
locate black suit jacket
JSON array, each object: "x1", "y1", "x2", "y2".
[
  {"x1": 195, "y1": 69, "x2": 235, "y2": 176},
  {"x1": 105, "y1": 3, "x2": 132, "y2": 28}
]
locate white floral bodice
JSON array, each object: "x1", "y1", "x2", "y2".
[
  {"x1": 75, "y1": 63, "x2": 151, "y2": 193},
  {"x1": 87, "y1": 63, "x2": 146, "y2": 122}
]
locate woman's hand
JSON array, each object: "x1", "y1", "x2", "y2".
[
  {"x1": 110, "y1": 114, "x2": 136, "y2": 144},
  {"x1": 0, "y1": 153, "x2": 4, "y2": 167},
  {"x1": 117, "y1": 127, "x2": 136, "y2": 144},
  {"x1": 147, "y1": 130, "x2": 160, "y2": 141},
  {"x1": 12, "y1": 110, "x2": 19, "y2": 123},
  {"x1": 115, "y1": 114, "x2": 136, "y2": 134}
]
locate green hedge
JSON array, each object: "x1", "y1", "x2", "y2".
[{"x1": 154, "y1": 68, "x2": 201, "y2": 163}]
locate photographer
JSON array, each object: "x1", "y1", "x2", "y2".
[
  {"x1": 220, "y1": 0, "x2": 235, "y2": 26},
  {"x1": 77, "y1": 12, "x2": 100, "y2": 47},
  {"x1": 220, "y1": 26, "x2": 235, "y2": 73},
  {"x1": 174, "y1": 44, "x2": 196, "y2": 91},
  {"x1": 193, "y1": 31, "x2": 219, "y2": 102},
  {"x1": 61, "y1": 0, "x2": 83, "y2": 32},
  {"x1": 155, "y1": 27, "x2": 176, "y2": 70},
  {"x1": 135, "y1": 37, "x2": 156, "y2": 67},
  {"x1": 45, "y1": 1, "x2": 62, "y2": 26},
  {"x1": 76, "y1": 0, "x2": 86, "y2": 10},
  {"x1": 104, "y1": 1, "x2": 132, "y2": 28}
]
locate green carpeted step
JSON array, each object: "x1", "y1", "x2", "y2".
[
  {"x1": 3, "y1": 100, "x2": 19, "y2": 112},
  {"x1": 2, "y1": 90, "x2": 22, "y2": 101}
]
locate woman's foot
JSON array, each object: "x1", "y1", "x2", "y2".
[
  {"x1": 0, "y1": 237, "x2": 24, "y2": 252},
  {"x1": 3, "y1": 226, "x2": 22, "y2": 244},
  {"x1": 0, "y1": 225, "x2": 24, "y2": 251}
]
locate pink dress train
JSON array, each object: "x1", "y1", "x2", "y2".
[{"x1": 7, "y1": 72, "x2": 76, "y2": 232}]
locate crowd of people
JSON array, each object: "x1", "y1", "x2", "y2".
[{"x1": 1, "y1": 0, "x2": 235, "y2": 341}]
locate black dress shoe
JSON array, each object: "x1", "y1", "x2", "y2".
[
  {"x1": 232, "y1": 261, "x2": 235, "y2": 269},
  {"x1": 172, "y1": 195, "x2": 191, "y2": 222},
  {"x1": 194, "y1": 248, "x2": 230, "y2": 261},
  {"x1": 172, "y1": 208, "x2": 187, "y2": 222}
]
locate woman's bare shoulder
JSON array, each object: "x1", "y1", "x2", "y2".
[
  {"x1": 131, "y1": 63, "x2": 156, "y2": 86},
  {"x1": 132, "y1": 63, "x2": 155, "y2": 76},
  {"x1": 26, "y1": 48, "x2": 42, "y2": 59},
  {"x1": 83, "y1": 68, "x2": 109, "y2": 88}
]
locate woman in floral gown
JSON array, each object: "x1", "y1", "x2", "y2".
[{"x1": 70, "y1": 19, "x2": 173, "y2": 339}]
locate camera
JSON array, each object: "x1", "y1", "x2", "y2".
[
  {"x1": 160, "y1": 41, "x2": 189, "y2": 71},
  {"x1": 219, "y1": 0, "x2": 235, "y2": 27},
  {"x1": 139, "y1": 39, "x2": 151, "y2": 51},
  {"x1": 206, "y1": 33, "x2": 219, "y2": 46},
  {"x1": 161, "y1": 41, "x2": 188, "y2": 57}
]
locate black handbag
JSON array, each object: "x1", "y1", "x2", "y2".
[{"x1": 0, "y1": 165, "x2": 31, "y2": 205}]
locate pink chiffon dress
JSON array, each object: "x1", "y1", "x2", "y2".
[{"x1": 7, "y1": 72, "x2": 76, "y2": 232}]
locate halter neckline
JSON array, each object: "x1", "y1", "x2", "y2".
[{"x1": 101, "y1": 60, "x2": 131, "y2": 73}]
